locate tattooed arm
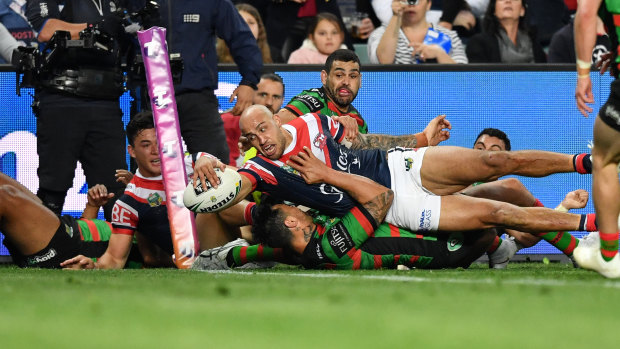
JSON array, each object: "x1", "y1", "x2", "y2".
[
  {"x1": 287, "y1": 147, "x2": 394, "y2": 225},
  {"x1": 349, "y1": 115, "x2": 451, "y2": 150}
]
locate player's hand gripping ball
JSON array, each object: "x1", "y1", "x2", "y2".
[{"x1": 183, "y1": 168, "x2": 242, "y2": 213}]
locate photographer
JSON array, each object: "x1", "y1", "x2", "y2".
[{"x1": 24, "y1": 0, "x2": 134, "y2": 219}]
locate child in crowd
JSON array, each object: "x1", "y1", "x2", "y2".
[
  {"x1": 217, "y1": 3, "x2": 274, "y2": 63},
  {"x1": 287, "y1": 12, "x2": 348, "y2": 64}
]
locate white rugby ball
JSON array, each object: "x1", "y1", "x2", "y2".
[{"x1": 183, "y1": 168, "x2": 242, "y2": 213}]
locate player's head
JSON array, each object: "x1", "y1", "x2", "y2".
[
  {"x1": 126, "y1": 111, "x2": 160, "y2": 177},
  {"x1": 252, "y1": 196, "x2": 313, "y2": 250},
  {"x1": 322, "y1": 49, "x2": 361, "y2": 110},
  {"x1": 253, "y1": 73, "x2": 285, "y2": 114},
  {"x1": 240, "y1": 105, "x2": 290, "y2": 160},
  {"x1": 473, "y1": 128, "x2": 511, "y2": 151}
]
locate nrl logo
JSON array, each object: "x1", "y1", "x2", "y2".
[{"x1": 148, "y1": 192, "x2": 163, "y2": 207}]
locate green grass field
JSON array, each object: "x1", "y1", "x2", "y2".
[{"x1": 1, "y1": 262, "x2": 619, "y2": 349}]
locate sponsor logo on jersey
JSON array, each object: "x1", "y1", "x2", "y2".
[
  {"x1": 327, "y1": 223, "x2": 354, "y2": 258},
  {"x1": 319, "y1": 184, "x2": 344, "y2": 203},
  {"x1": 447, "y1": 232, "x2": 464, "y2": 251},
  {"x1": 27, "y1": 248, "x2": 57, "y2": 265},
  {"x1": 603, "y1": 104, "x2": 620, "y2": 125},
  {"x1": 295, "y1": 94, "x2": 324, "y2": 111},
  {"x1": 404, "y1": 157, "x2": 413, "y2": 171},
  {"x1": 418, "y1": 209, "x2": 432, "y2": 231},
  {"x1": 336, "y1": 147, "x2": 361, "y2": 173},
  {"x1": 183, "y1": 14, "x2": 200, "y2": 23},
  {"x1": 315, "y1": 243, "x2": 324, "y2": 260},
  {"x1": 64, "y1": 223, "x2": 73, "y2": 238},
  {"x1": 147, "y1": 192, "x2": 163, "y2": 207},
  {"x1": 281, "y1": 164, "x2": 300, "y2": 175},
  {"x1": 313, "y1": 133, "x2": 327, "y2": 149}
]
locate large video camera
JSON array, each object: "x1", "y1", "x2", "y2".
[
  {"x1": 114, "y1": 1, "x2": 160, "y2": 32},
  {"x1": 12, "y1": 27, "x2": 116, "y2": 95},
  {"x1": 13, "y1": 1, "x2": 182, "y2": 98}
]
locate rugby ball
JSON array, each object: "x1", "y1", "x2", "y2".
[{"x1": 183, "y1": 168, "x2": 242, "y2": 213}]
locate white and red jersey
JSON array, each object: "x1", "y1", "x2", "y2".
[
  {"x1": 239, "y1": 113, "x2": 390, "y2": 217},
  {"x1": 111, "y1": 154, "x2": 202, "y2": 254}
]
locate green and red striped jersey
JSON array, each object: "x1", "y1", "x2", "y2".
[
  {"x1": 284, "y1": 87, "x2": 368, "y2": 134},
  {"x1": 301, "y1": 206, "x2": 432, "y2": 270}
]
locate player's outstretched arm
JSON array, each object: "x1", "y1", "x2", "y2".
[
  {"x1": 61, "y1": 234, "x2": 134, "y2": 270},
  {"x1": 348, "y1": 115, "x2": 451, "y2": 150},
  {"x1": 287, "y1": 147, "x2": 393, "y2": 225}
]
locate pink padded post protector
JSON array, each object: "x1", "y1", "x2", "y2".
[{"x1": 137, "y1": 27, "x2": 198, "y2": 268}]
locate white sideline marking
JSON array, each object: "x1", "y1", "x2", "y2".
[{"x1": 203, "y1": 270, "x2": 620, "y2": 289}]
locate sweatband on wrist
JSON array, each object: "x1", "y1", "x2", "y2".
[{"x1": 577, "y1": 59, "x2": 591, "y2": 70}]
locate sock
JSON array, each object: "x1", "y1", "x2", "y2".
[
  {"x1": 579, "y1": 213, "x2": 598, "y2": 231},
  {"x1": 534, "y1": 231, "x2": 579, "y2": 256},
  {"x1": 487, "y1": 235, "x2": 502, "y2": 254},
  {"x1": 599, "y1": 230, "x2": 619, "y2": 261},
  {"x1": 226, "y1": 244, "x2": 283, "y2": 267},
  {"x1": 573, "y1": 154, "x2": 592, "y2": 174},
  {"x1": 529, "y1": 198, "x2": 579, "y2": 256}
]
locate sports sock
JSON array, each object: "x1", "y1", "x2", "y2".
[
  {"x1": 578, "y1": 213, "x2": 598, "y2": 231},
  {"x1": 534, "y1": 231, "x2": 579, "y2": 256},
  {"x1": 573, "y1": 154, "x2": 592, "y2": 174},
  {"x1": 226, "y1": 244, "x2": 283, "y2": 267},
  {"x1": 599, "y1": 230, "x2": 619, "y2": 261},
  {"x1": 487, "y1": 235, "x2": 502, "y2": 254},
  {"x1": 530, "y1": 198, "x2": 579, "y2": 256}
]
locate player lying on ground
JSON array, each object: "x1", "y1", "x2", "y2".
[
  {"x1": 192, "y1": 151, "x2": 593, "y2": 271},
  {"x1": 193, "y1": 153, "x2": 495, "y2": 270},
  {"x1": 209, "y1": 106, "x2": 598, "y2": 237},
  {"x1": 0, "y1": 173, "x2": 142, "y2": 268}
]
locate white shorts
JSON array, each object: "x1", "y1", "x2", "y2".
[{"x1": 385, "y1": 147, "x2": 441, "y2": 232}]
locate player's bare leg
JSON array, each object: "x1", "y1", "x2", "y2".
[
  {"x1": 437, "y1": 194, "x2": 594, "y2": 234},
  {"x1": 196, "y1": 212, "x2": 241, "y2": 250},
  {"x1": 461, "y1": 178, "x2": 539, "y2": 208},
  {"x1": 574, "y1": 118, "x2": 620, "y2": 277},
  {"x1": 420, "y1": 146, "x2": 586, "y2": 196},
  {"x1": 195, "y1": 201, "x2": 254, "y2": 250},
  {"x1": 0, "y1": 175, "x2": 59, "y2": 255}
]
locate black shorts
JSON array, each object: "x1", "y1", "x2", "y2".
[
  {"x1": 599, "y1": 79, "x2": 620, "y2": 132},
  {"x1": 359, "y1": 230, "x2": 492, "y2": 269},
  {"x1": 5, "y1": 215, "x2": 81, "y2": 268}
]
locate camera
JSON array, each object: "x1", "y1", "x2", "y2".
[
  {"x1": 114, "y1": 1, "x2": 160, "y2": 29},
  {"x1": 400, "y1": 0, "x2": 420, "y2": 5}
]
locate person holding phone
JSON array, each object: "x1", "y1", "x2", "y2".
[{"x1": 367, "y1": 0, "x2": 468, "y2": 64}]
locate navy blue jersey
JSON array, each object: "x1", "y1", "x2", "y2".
[
  {"x1": 156, "y1": 0, "x2": 261, "y2": 92},
  {"x1": 111, "y1": 154, "x2": 198, "y2": 254},
  {"x1": 240, "y1": 113, "x2": 391, "y2": 217}
]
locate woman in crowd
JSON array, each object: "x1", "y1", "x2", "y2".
[
  {"x1": 368, "y1": 0, "x2": 467, "y2": 64},
  {"x1": 287, "y1": 12, "x2": 348, "y2": 64},
  {"x1": 217, "y1": 3, "x2": 275, "y2": 63},
  {"x1": 465, "y1": 0, "x2": 546, "y2": 63}
]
